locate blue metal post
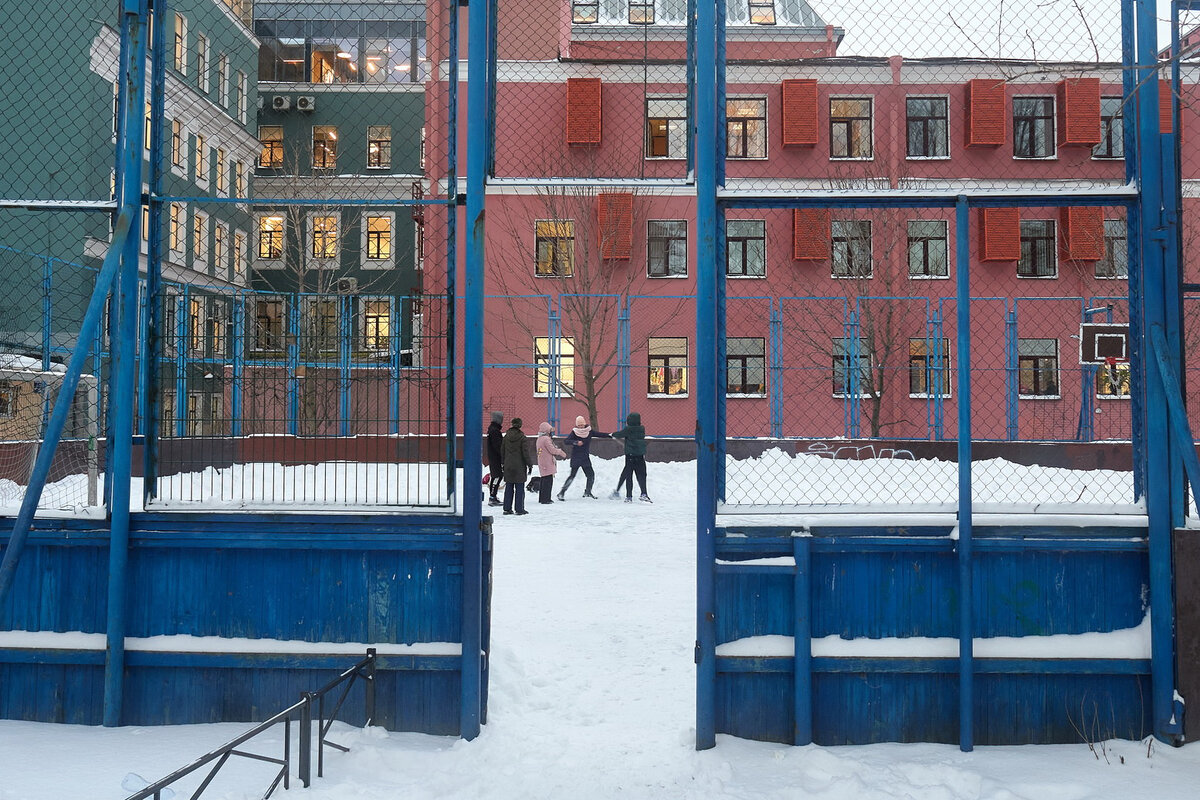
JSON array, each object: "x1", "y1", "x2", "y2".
[
  {"x1": 1123, "y1": 0, "x2": 1145, "y2": 500},
  {"x1": 174, "y1": 290, "x2": 187, "y2": 439},
  {"x1": 104, "y1": 0, "x2": 149, "y2": 727},
  {"x1": 1135, "y1": 0, "x2": 1182, "y2": 743},
  {"x1": 932, "y1": 308, "x2": 945, "y2": 440},
  {"x1": 618, "y1": 299, "x2": 631, "y2": 424},
  {"x1": 339, "y1": 295, "x2": 352, "y2": 437},
  {"x1": 694, "y1": 0, "x2": 718, "y2": 751},
  {"x1": 445, "y1": 0, "x2": 461, "y2": 502},
  {"x1": 462, "y1": 0, "x2": 486, "y2": 742},
  {"x1": 955, "y1": 196, "x2": 974, "y2": 752},
  {"x1": 1164, "y1": 12, "x2": 1186, "y2": 528},
  {"x1": 548, "y1": 302, "x2": 561, "y2": 429},
  {"x1": 286, "y1": 294, "x2": 300, "y2": 436},
  {"x1": 142, "y1": 0, "x2": 166, "y2": 495},
  {"x1": 231, "y1": 294, "x2": 244, "y2": 438},
  {"x1": 792, "y1": 536, "x2": 812, "y2": 745},
  {"x1": 845, "y1": 310, "x2": 861, "y2": 439},
  {"x1": 389, "y1": 296, "x2": 401, "y2": 434},
  {"x1": 769, "y1": 300, "x2": 783, "y2": 439},
  {"x1": 42, "y1": 258, "x2": 52, "y2": 372},
  {"x1": 1004, "y1": 306, "x2": 1018, "y2": 440}
]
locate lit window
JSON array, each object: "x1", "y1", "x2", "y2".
[
  {"x1": 252, "y1": 298, "x2": 285, "y2": 352},
  {"x1": 646, "y1": 98, "x2": 687, "y2": 159},
  {"x1": 573, "y1": 0, "x2": 599, "y2": 23},
  {"x1": 727, "y1": 98, "x2": 767, "y2": 158},
  {"x1": 1013, "y1": 96, "x2": 1055, "y2": 159},
  {"x1": 907, "y1": 220, "x2": 948, "y2": 278},
  {"x1": 188, "y1": 297, "x2": 204, "y2": 354},
  {"x1": 213, "y1": 225, "x2": 225, "y2": 274},
  {"x1": 1094, "y1": 97, "x2": 1124, "y2": 159},
  {"x1": 832, "y1": 220, "x2": 872, "y2": 278},
  {"x1": 1018, "y1": 339, "x2": 1059, "y2": 397},
  {"x1": 0, "y1": 381, "x2": 15, "y2": 418},
  {"x1": 535, "y1": 220, "x2": 574, "y2": 277},
  {"x1": 258, "y1": 216, "x2": 283, "y2": 260},
  {"x1": 830, "y1": 98, "x2": 873, "y2": 159},
  {"x1": 362, "y1": 299, "x2": 391, "y2": 351},
  {"x1": 367, "y1": 125, "x2": 392, "y2": 169},
  {"x1": 725, "y1": 219, "x2": 765, "y2": 277},
  {"x1": 648, "y1": 337, "x2": 688, "y2": 396},
  {"x1": 1097, "y1": 360, "x2": 1131, "y2": 398},
  {"x1": 366, "y1": 215, "x2": 392, "y2": 260},
  {"x1": 258, "y1": 126, "x2": 283, "y2": 169},
  {"x1": 196, "y1": 34, "x2": 208, "y2": 92},
  {"x1": 748, "y1": 0, "x2": 776, "y2": 24},
  {"x1": 832, "y1": 337, "x2": 871, "y2": 397},
  {"x1": 234, "y1": 231, "x2": 246, "y2": 275},
  {"x1": 194, "y1": 134, "x2": 207, "y2": 183},
  {"x1": 313, "y1": 125, "x2": 338, "y2": 170},
  {"x1": 215, "y1": 147, "x2": 227, "y2": 193},
  {"x1": 726, "y1": 338, "x2": 765, "y2": 395},
  {"x1": 535, "y1": 337, "x2": 575, "y2": 396},
  {"x1": 171, "y1": 120, "x2": 184, "y2": 167},
  {"x1": 310, "y1": 215, "x2": 339, "y2": 260},
  {"x1": 906, "y1": 97, "x2": 948, "y2": 158},
  {"x1": 209, "y1": 300, "x2": 228, "y2": 357},
  {"x1": 193, "y1": 211, "x2": 208, "y2": 261},
  {"x1": 235, "y1": 162, "x2": 245, "y2": 197},
  {"x1": 173, "y1": 14, "x2": 187, "y2": 73},
  {"x1": 629, "y1": 0, "x2": 654, "y2": 24},
  {"x1": 169, "y1": 203, "x2": 183, "y2": 252},
  {"x1": 1017, "y1": 220, "x2": 1056, "y2": 278},
  {"x1": 1095, "y1": 219, "x2": 1128, "y2": 279},
  {"x1": 647, "y1": 220, "x2": 687, "y2": 277},
  {"x1": 909, "y1": 338, "x2": 951, "y2": 397}
]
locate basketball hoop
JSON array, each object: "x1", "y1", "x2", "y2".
[{"x1": 1104, "y1": 356, "x2": 1126, "y2": 389}]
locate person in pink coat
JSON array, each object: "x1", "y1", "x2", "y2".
[{"x1": 535, "y1": 421, "x2": 567, "y2": 504}]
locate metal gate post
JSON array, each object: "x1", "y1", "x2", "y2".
[
  {"x1": 1004, "y1": 305, "x2": 1018, "y2": 440},
  {"x1": 955, "y1": 195, "x2": 974, "y2": 752}
]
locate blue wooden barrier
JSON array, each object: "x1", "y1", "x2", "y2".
[{"x1": 0, "y1": 513, "x2": 491, "y2": 733}]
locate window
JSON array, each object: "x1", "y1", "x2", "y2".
[
  {"x1": 142, "y1": 205, "x2": 150, "y2": 243},
  {"x1": 313, "y1": 125, "x2": 337, "y2": 170},
  {"x1": 193, "y1": 211, "x2": 208, "y2": 262},
  {"x1": 310, "y1": 215, "x2": 339, "y2": 260},
  {"x1": 629, "y1": 0, "x2": 654, "y2": 24},
  {"x1": 727, "y1": 98, "x2": 767, "y2": 158},
  {"x1": 907, "y1": 220, "x2": 948, "y2": 278},
  {"x1": 173, "y1": 14, "x2": 186, "y2": 73},
  {"x1": 218, "y1": 54, "x2": 229, "y2": 108},
  {"x1": 213, "y1": 224, "x2": 226, "y2": 274},
  {"x1": 830, "y1": 98, "x2": 872, "y2": 159},
  {"x1": 209, "y1": 300, "x2": 228, "y2": 357},
  {"x1": 258, "y1": 216, "x2": 284, "y2": 260},
  {"x1": 1097, "y1": 360, "x2": 1131, "y2": 398},
  {"x1": 160, "y1": 391, "x2": 176, "y2": 438},
  {"x1": 144, "y1": 102, "x2": 152, "y2": 152},
  {"x1": 235, "y1": 162, "x2": 245, "y2": 197},
  {"x1": 304, "y1": 299, "x2": 339, "y2": 352},
  {"x1": 1096, "y1": 219, "x2": 1128, "y2": 279},
  {"x1": 1094, "y1": 96, "x2": 1124, "y2": 159},
  {"x1": 648, "y1": 220, "x2": 687, "y2": 277},
  {"x1": 573, "y1": 0, "x2": 598, "y2": 22},
  {"x1": 237, "y1": 72, "x2": 247, "y2": 122},
  {"x1": 0, "y1": 381, "x2": 16, "y2": 418},
  {"x1": 534, "y1": 337, "x2": 575, "y2": 396},
  {"x1": 726, "y1": 219, "x2": 765, "y2": 277},
  {"x1": 215, "y1": 148, "x2": 227, "y2": 194},
  {"x1": 196, "y1": 34, "x2": 208, "y2": 91},
  {"x1": 832, "y1": 337, "x2": 871, "y2": 397},
  {"x1": 169, "y1": 203, "x2": 184, "y2": 253},
  {"x1": 1013, "y1": 96, "x2": 1055, "y2": 158},
  {"x1": 171, "y1": 120, "x2": 184, "y2": 168},
  {"x1": 362, "y1": 299, "x2": 391, "y2": 351},
  {"x1": 367, "y1": 125, "x2": 392, "y2": 169},
  {"x1": 748, "y1": 0, "x2": 776, "y2": 24},
  {"x1": 646, "y1": 98, "x2": 687, "y2": 159},
  {"x1": 1018, "y1": 220, "x2": 1056, "y2": 278},
  {"x1": 535, "y1": 220, "x2": 574, "y2": 277},
  {"x1": 234, "y1": 231, "x2": 246, "y2": 275},
  {"x1": 259, "y1": 126, "x2": 283, "y2": 169},
  {"x1": 909, "y1": 338, "x2": 951, "y2": 397},
  {"x1": 365, "y1": 215, "x2": 392, "y2": 260},
  {"x1": 726, "y1": 338, "x2": 766, "y2": 395},
  {"x1": 906, "y1": 97, "x2": 948, "y2": 158},
  {"x1": 252, "y1": 298, "x2": 285, "y2": 352},
  {"x1": 648, "y1": 337, "x2": 688, "y2": 396},
  {"x1": 1018, "y1": 338, "x2": 1059, "y2": 397},
  {"x1": 188, "y1": 297, "x2": 204, "y2": 354},
  {"x1": 194, "y1": 134, "x2": 207, "y2": 184},
  {"x1": 832, "y1": 220, "x2": 872, "y2": 278}
]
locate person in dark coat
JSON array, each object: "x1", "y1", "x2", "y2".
[
  {"x1": 486, "y1": 411, "x2": 504, "y2": 506},
  {"x1": 610, "y1": 412, "x2": 650, "y2": 502},
  {"x1": 556, "y1": 415, "x2": 609, "y2": 500},
  {"x1": 501, "y1": 418, "x2": 532, "y2": 515}
]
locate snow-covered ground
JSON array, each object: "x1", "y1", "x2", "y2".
[{"x1": 2, "y1": 456, "x2": 1198, "y2": 799}]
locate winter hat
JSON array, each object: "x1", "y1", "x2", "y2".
[
  {"x1": 491, "y1": 411, "x2": 503, "y2": 424},
  {"x1": 538, "y1": 421, "x2": 553, "y2": 434},
  {"x1": 575, "y1": 415, "x2": 587, "y2": 427},
  {"x1": 511, "y1": 418, "x2": 522, "y2": 428}
]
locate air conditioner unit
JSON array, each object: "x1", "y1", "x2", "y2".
[
  {"x1": 271, "y1": 95, "x2": 291, "y2": 111},
  {"x1": 336, "y1": 277, "x2": 358, "y2": 293},
  {"x1": 296, "y1": 95, "x2": 316, "y2": 112}
]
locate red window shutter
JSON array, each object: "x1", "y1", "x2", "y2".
[
  {"x1": 978, "y1": 208, "x2": 1020, "y2": 261},
  {"x1": 1057, "y1": 78, "x2": 1101, "y2": 146},
  {"x1": 781, "y1": 79, "x2": 818, "y2": 147},
  {"x1": 1060, "y1": 206, "x2": 1104, "y2": 261},
  {"x1": 566, "y1": 78, "x2": 602, "y2": 146},
  {"x1": 965, "y1": 79, "x2": 1006, "y2": 147},
  {"x1": 1160, "y1": 80, "x2": 1174, "y2": 135},
  {"x1": 597, "y1": 192, "x2": 632, "y2": 260},
  {"x1": 792, "y1": 209, "x2": 830, "y2": 261}
]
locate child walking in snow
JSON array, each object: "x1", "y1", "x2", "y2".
[
  {"x1": 557, "y1": 415, "x2": 609, "y2": 500},
  {"x1": 610, "y1": 412, "x2": 650, "y2": 503}
]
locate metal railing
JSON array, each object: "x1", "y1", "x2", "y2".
[{"x1": 125, "y1": 649, "x2": 376, "y2": 800}]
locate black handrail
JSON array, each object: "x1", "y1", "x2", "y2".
[{"x1": 125, "y1": 649, "x2": 377, "y2": 800}]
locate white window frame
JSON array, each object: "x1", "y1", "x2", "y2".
[
  {"x1": 306, "y1": 211, "x2": 341, "y2": 267},
  {"x1": 255, "y1": 213, "x2": 285, "y2": 269},
  {"x1": 173, "y1": 14, "x2": 187, "y2": 74},
  {"x1": 213, "y1": 222, "x2": 228, "y2": 277},
  {"x1": 647, "y1": 336, "x2": 689, "y2": 398},
  {"x1": 215, "y1": 146, "x2": 227, "y2": 195},
  {"x1": 192, "y1": 210, "x2": 209, "y2": 269},
  {"x1": 194, "y1": 133, "x2": 208, "y2": 187},
  {"x1": 170, "y1": 119, "x2": 186, "y2": 177},
  {"x1": 362, "y1": 211, "x2": 396, "y2": 270},
  {"x1": 196, "y1": 33, "x2": 210, "y2": 92},
  {"x1": 726, "y1": 96, "x2": 768, "y2": 160},
  {"x1": 646, "y1": 96, "x2": 688, "y2": 160},
  {"x1": 904, "y1": 94, "x2": 950, "y2": 161},
  {"x1": 1017, "y1": 338, "x2": 1061, "y2": 399},
  {"x1": 218, "y1": 53, "x2": 229, "y2": 110},
  {"x1": 1012, "y1": 95, "x2": 1058, "y2": 160},
  {"x1": 168, "y1": 202, "x2": 187, "y2": 258},
  {"x1": 534, "y1": 336, "x2": 575, "y2": 398},
  {"x1": 233, "y1": 229, "x2": 247, "y2": 278},
  {"x1": 829, "y1": 96, "x2": 874, "y2": 161},
  {"x1": 237, "y1": 71, "x2": 248, "y2": 123}
]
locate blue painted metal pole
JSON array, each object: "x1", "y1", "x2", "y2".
[
  {"x1": 694, "y1": 0, "x2": 718, "y2": 751},
  {"x1": 389, "y1": 297, "x2": 401, "y2": 434},
  {"x1": 1135, "y1": 0, "x2": 1182, "y2": 744},
  {"x1": 461, "y1": 0, "x2": 487, "y2": 741},
  {"x1": 445, "y1": 0, "x2": 461, "y2": 502},
  {"x1": 933, "y1": 308, "x2": 945, "y2": 439},
  {"x1": 618, "y1": 299, "x2": 631, "y2": 424},
  {"x1": 339, "y1": 296, "x2": 351, "y2": 437},
  {"x1": 104, "y1": 0, "x2": 149, "y2": 728},
  {"x1": 1005, "y1": 306, "x2": 1018, "y2": 440},
  {"x1": 1122, "y1": 0, "x2": 1145, "y2": 501},
  {"x1": 955, "y1": 195, "x2": 974, "y2": 752},
  {"x1": 0, "y1": 216, "x2": 131, "y2": 606},
  {"x1": 42, "y1": 258, "x2": 52, "y2": 372},
  {"x1": 231, "y1": 294, "x2": 244, "y2": 438},
  {"x1": 287, "y1": 294, "x2": 300, "y2": 436},
  {"x1": 769, "y1": 300, "x2": 783, "y2": 439},
  {"x1": 142, "y1": 0, "x2": 166, "y2": 495},
  {"x1": 174, "y1": 290, "x2": 188, "y2": 438},
  {"x1": 792, "y1": 536, "x2": 812, "y2": 745}
]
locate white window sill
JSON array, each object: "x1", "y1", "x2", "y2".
[
  {"x1": 830, "y1": 156, "x2": 874, "y2": 162},
  {"x1": 1094, "y1": 274, "x2": 1128, "y2": 280},
  {"x1": 1018, "y1": 394, "x2": 1061, "y2": 401},
  {"x1": 647, "y1": 393, "x2": 689, "y2": 399},
  {"x1": 905, "y1": 155, "x2": 951, "y2": 161},
  {"x1": 909, "y1": 393, "x2": 952, "y2": 400},
  {"x1": 648, "y1": 273, "x2": 689, "y2": 279},
  {"x1": 832, "y1": 273, "x2": 874, "y2": 280},
  {"x1": 908, "y1": 274, "x2": 949, "y2": 280},
  {"x1": 1016, "y1": 274, "x2": 1059, "y2": 280},
  {"x1": 534, "y1": 393, "x2": 575, "y2": 399},
  {"x1": 727, "y1": 393, "x2": 767, "y2": 399},
  {"x1": 1097, "y1": 394, "x2": 1131, "y2": 401},
  {"x1": 727, "y1": 156, "x2": 769, "y2": 161},
  {"x1": 1090, "y1": 155, "x2": 1125, "y2": 162},
  {"x1": 366, "y1": 166, "x2": 392, "y2": 171},
  {"x1": 644, "y1": 156, "x2": 686, "y2": 162},
  {"x1": 726, "y1": 274, "x2": 766, "y2": 279},
  {"x1": 832, "y1": 394, "x2": 872, "y2": 399},
  {"x1": 1013, "y1": 155, "x2": 1058, "y2": 161}
]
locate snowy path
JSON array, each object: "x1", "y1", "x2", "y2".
[{"x1": 2, "y1": 457, "x2": 1200, "y2": 798}]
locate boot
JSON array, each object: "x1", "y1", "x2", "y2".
[
  {"x1": 556, "y1": 490, "x2": 566, "y2": 501},
  {"x1": 640, "y1": 494, "x2": 653, "y2": 503},
  {"x1": 583, "y1": 491, "x2": 597, "y2": 499}
]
